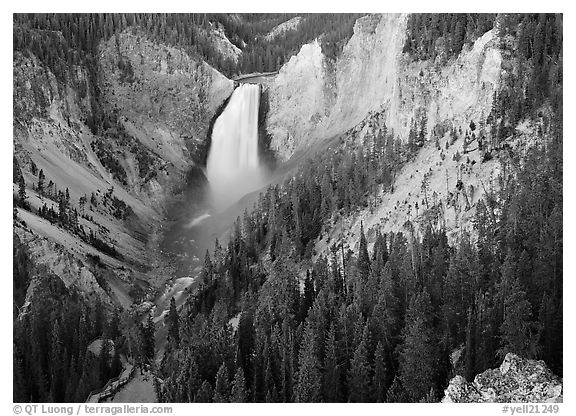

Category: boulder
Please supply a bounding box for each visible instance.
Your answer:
[442,353,562,403]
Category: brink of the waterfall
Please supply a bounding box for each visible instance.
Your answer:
[206,83,265,208]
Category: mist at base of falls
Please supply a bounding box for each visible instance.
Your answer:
[206,83,265,209]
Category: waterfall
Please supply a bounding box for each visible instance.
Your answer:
[206,83,264,207]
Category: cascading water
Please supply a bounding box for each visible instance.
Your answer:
[206,83,264,208]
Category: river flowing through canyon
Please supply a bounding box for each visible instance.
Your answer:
[154,83,269,325]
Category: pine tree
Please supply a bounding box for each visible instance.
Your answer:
[140,313,155,365]
[167,297,180,347]
[280,318,294,402]
[464,307,477,381]
[194,380,213,402]
[418,112,428,147]
[322,325,340,402]
[49,320,65,401]
[14,156,27,206]
[37,169,45,194]
[399,289,439,402]
[185,356,202,402]
[300,271,315,319]
[372,231,388,271]
[237,309,254,389]
[213,362,230,403]
[18,172,27,203]
[30,160,37,176]
[357,222,371,278]
[231,366,248,402]
[295,323,321,402]
[348,328,370,402]
[264,349,276,401]
[372,341,388,402]
[498,276,539,359]
[386,376,408,403]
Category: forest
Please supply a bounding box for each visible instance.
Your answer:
[13,13,563,403]
[153,13,563,403]
[403,14,497,61]
[155,114,562,402]
[13,237,125,402]
[13,13,363,80]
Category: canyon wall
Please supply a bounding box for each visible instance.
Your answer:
[266,13,501,160]
[13,29,233,308]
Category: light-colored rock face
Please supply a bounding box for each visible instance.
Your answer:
[17,224,116,309]
[266,40,330,160]
[326,14,407,138]
[442,353,563,403]
[99,30,234,172]
[266,13,501,161]
[13,29,234,311]
[265,17,302,41]
[201,23,242,63]
[390,27,501,142]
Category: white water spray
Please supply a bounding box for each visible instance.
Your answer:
[206,83,264,207]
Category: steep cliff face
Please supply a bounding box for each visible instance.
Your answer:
[389,25,501,143]
[266,13,501,159]
[98,30,233,198]
[442,353,563,403]
[13,28,233,310]
[325,13,407,138]
[266,40,331,160]
[266,12,507,251]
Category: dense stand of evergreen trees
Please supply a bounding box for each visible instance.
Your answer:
[490,14,563,143]
[157,133,561,402]
[13,233,160,402]
[13,13,362,81]
[157,100,562,402]
[237,14,364,73]
[403,14,496,61]
[155,15,562,401]
[13,240,124,402]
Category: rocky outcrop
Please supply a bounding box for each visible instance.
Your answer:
[266,13,501,161]
[99,30,234,174]
[265,17,302,41]
[200,23,242,63]
[442,354,563,403]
